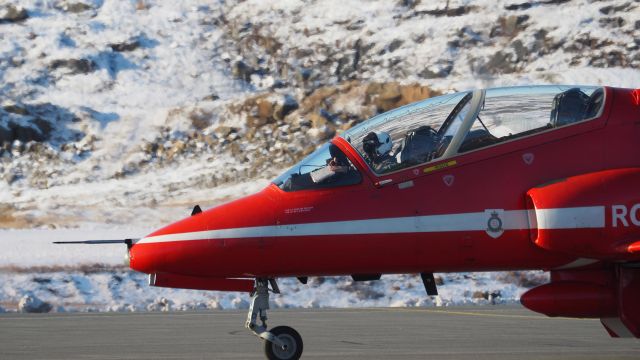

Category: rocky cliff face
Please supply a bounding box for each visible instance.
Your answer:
[0,0,638,228]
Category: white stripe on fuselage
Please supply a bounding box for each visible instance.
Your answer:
[136,206,605,244]
[535,206,605,229]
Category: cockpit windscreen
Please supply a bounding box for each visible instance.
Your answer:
[273,143,362,192]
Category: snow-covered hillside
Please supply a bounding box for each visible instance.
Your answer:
[0,0,638,312]
[1,0,639,228]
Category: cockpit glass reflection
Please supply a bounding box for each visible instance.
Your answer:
[272,143,362,192]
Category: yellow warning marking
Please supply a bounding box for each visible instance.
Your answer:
[415,309,591,321]
[423,160,457,173]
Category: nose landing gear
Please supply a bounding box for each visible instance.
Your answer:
[245,278,303,360]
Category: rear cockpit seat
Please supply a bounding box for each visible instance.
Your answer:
[550,87,595,127]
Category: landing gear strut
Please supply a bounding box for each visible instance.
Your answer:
[245,278,303,360]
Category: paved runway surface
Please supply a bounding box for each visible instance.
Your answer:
[1,306,639,359]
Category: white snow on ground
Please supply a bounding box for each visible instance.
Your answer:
[0,171,270,230]
[224,0,640,89]
[0,270,545,313]
[0,229,548,313]
[1,0,271,228]
[0,229,140,267]
[2,0,639,228]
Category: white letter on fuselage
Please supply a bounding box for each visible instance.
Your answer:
[612,205,629,227]
[631,204,640,226]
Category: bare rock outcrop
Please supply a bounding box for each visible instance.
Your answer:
[0,4,28,23]
[18,294,52,313]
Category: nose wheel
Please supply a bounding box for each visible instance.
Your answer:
[263,326,303,360]
[245,278,304,360]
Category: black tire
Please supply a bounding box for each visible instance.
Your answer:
[263,326,303,360]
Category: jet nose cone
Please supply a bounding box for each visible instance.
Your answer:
[129,187,277,277]
[129,212,210,274]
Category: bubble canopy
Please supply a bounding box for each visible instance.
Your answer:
[273,85,605,191]
[340,85,604,175]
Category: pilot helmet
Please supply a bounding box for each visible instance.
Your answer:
[363,131,392,157]
[329,144,349,165]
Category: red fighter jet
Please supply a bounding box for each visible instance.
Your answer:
[58,84,640,360]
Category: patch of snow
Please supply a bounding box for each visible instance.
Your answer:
[0,268,546,313]
[0,229,141,267]
[0,228,548,312]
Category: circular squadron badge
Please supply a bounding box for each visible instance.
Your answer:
[485,209,504,239]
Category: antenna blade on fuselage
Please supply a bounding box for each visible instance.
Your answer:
[191,205,202,216]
